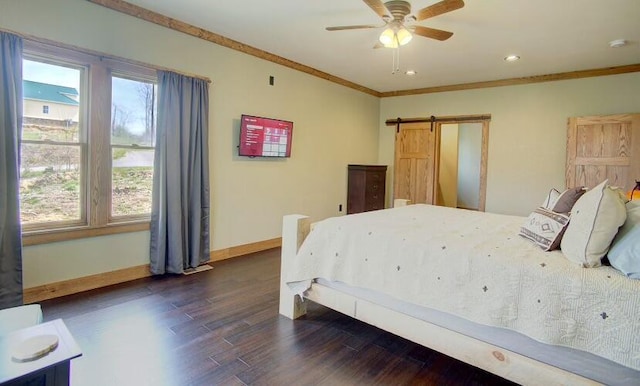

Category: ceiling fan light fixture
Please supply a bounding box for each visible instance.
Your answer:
[379,27,396,46]
[379,26,412,48]
[396,27,413,45]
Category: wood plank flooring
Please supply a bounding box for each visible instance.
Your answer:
[40,248,515,386]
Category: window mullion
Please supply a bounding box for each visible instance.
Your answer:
[87,64,112,227]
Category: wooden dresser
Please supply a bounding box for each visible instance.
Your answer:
[347,165,387,214]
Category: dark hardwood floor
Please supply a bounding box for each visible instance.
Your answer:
[41,248,515,386]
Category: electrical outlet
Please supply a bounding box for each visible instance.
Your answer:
[339,204,343,212]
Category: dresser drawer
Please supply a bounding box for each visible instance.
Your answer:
[365,182,382,195]
[365,201,383,211]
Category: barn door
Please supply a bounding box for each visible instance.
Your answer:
[566,114,640,192]
[394,122,438,204]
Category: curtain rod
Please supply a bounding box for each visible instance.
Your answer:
[1,27,212,84]
[385,114,491,126]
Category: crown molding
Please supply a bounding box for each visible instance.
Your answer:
[379,63,640,97]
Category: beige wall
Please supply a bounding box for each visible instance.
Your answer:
[1,0,380,287]
[379,73,640,216]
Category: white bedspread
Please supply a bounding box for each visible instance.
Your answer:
[286,204,640,370]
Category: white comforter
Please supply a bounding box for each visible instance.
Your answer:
[286,204,640,370]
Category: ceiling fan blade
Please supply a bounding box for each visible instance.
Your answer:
[326,24,380,31]
[415,0,464,21]
[363,0,390,19]
[412,26,454,41]
[373,42,385,49]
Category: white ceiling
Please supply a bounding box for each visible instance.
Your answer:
[124,0,640,93]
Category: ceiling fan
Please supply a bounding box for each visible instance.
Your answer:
[326,0,464,48]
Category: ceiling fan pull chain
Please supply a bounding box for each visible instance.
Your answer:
[393,49,398,74]
[391,48,395,73]
[395,35,400,74]
[391,47,397,74]
[391,35,400,74]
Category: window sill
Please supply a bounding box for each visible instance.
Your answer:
[22,221,150,246]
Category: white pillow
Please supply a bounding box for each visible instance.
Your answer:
[560,180,627,267]
[542,188,561,209]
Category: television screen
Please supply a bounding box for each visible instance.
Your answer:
[239,115,293,158]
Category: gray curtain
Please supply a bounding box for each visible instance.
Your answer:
[0,32,23,308]
[150,71,210,274]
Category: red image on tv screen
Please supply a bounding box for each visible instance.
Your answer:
[239,115,293,158]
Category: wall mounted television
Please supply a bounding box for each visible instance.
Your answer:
[238,114,293,158]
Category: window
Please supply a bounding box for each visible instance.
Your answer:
[21,60,84,227]
[111,75,156,218]
[20,41,157,241]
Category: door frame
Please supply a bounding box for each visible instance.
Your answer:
[434,118,489,212]
[389,115,490,211]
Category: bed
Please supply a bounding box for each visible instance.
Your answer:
[278,203,640,385]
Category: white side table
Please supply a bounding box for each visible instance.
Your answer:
[0,319,82,386]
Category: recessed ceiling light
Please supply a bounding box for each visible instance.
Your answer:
[609,39,627,48]
[405,70,417,76]
[504,55,520,62]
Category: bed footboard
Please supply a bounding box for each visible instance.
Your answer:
[279,214,310,319]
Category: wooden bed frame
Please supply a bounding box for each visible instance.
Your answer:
[278,210,602,386]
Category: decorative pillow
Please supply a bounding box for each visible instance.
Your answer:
[541,188,561,210]
[519,207,570,251]
[607,200,640,279]
[551,187,586,213]
[560,180,627,267]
